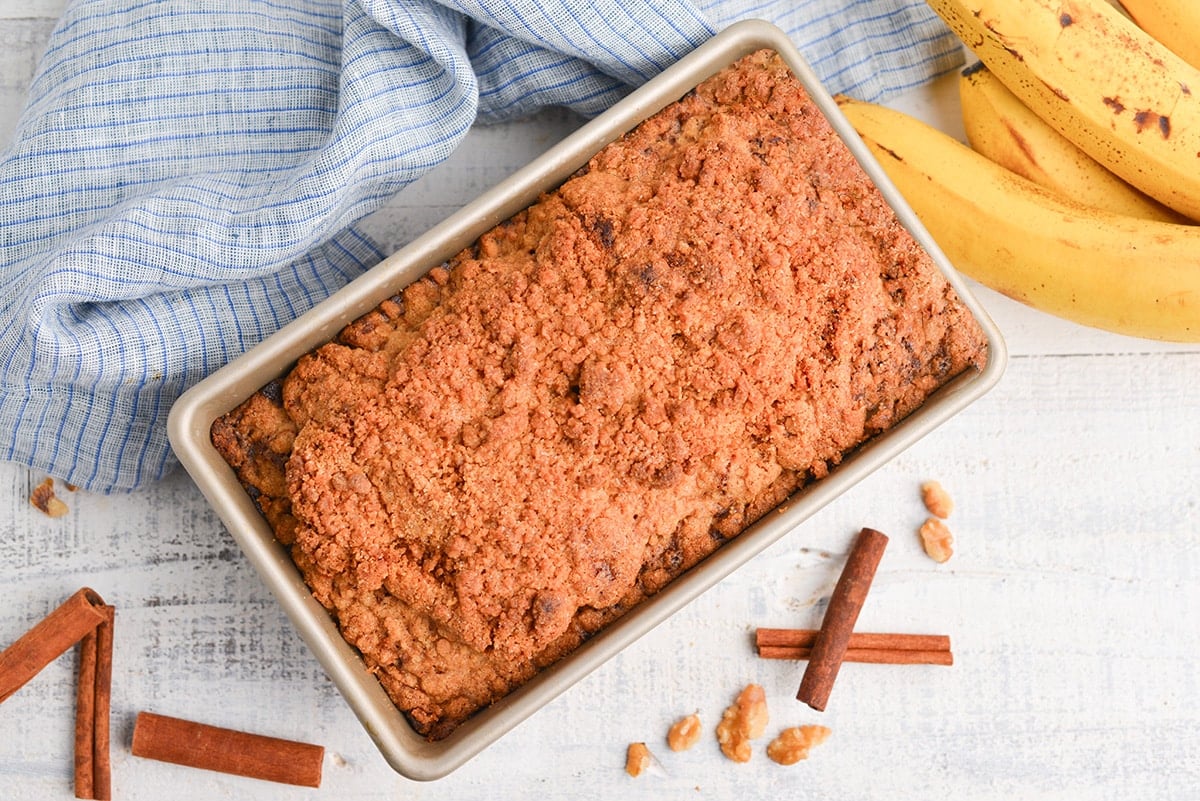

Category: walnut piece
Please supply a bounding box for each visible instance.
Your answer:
[715,683,768,763]
[667,713,702,752]
[919,517,954,563]
[766,725,831,765]
[30,478,69,518]
[920,480,954,519]
[625,742,652,777]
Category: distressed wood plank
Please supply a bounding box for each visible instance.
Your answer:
[0,0,65,19]
[0,350,1196,799]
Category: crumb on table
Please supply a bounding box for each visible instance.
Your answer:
[919,517,954,563]
[766,725,831,765]
[921,480,954,519]
[625,742,652,777]
[715,684,768,763]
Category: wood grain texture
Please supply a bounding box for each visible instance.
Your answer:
[1,7,1198,799]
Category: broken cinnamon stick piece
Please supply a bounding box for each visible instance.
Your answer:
[73,603,114,801]
[796,527,889,711]
[757,629,950,653]
[91,606,114,801]
[132,711,324,788]
[759,645,953,666]
[73,629,98,800]
[0,588,107,705]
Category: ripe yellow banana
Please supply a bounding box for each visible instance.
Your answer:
[836,96,1200,341]
[925,0,1200,220]
[1119,0,1200,69]
[958,62,1188,223]
[1099,0,1133,21]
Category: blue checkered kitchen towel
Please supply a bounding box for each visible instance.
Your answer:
[0,0,961,492]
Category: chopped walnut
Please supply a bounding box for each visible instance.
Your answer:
[667,713,703,752]
[625,742,652,777]
[919,517,954,563]
[766,725,831,765]
[920,480,954,519]
[30,478,69,518]
[715,683,768,763]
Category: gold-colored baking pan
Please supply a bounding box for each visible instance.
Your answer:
[168,19,1006,780]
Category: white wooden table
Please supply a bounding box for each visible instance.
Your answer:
[3,5,1198,799]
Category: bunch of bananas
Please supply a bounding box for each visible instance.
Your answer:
[837,0,1200,342]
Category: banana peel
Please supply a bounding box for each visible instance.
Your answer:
[925,0,1200,221]
[958,62,1188,223]
[837,95,1200,342]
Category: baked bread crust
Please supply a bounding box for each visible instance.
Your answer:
[211,49,987,739]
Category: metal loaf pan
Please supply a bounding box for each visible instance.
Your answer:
[168,19,1007,781]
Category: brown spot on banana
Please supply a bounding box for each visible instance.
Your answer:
[1002,44,1025,62]
[1059,13,1073,26]
[1133,110,1171,138]
[1039,79,1069,101]
[979,16,1025,62]
[873,144,904,162]
[1103,97,1125,114]
[962,61,987,79]
[1002,121,1039,166]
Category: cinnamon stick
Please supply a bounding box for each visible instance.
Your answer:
[73,629,98,800]
[757,628,950,653]
[759,645,953,666]
[796,527,888,711]
[132,711,324,788]
[91,606,114,801]
[0,588,107,704]
[72,603,114,801]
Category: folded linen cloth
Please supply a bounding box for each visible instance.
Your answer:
[0,0,961,492]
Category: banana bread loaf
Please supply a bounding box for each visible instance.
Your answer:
[211,49,988,739]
